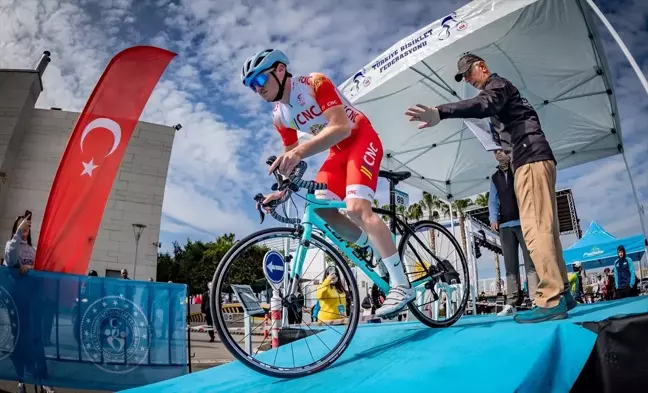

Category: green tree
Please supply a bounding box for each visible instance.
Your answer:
[380,204,392,224]
[475,192,489,207]
[156,233,269,295]
[407,202,423,222]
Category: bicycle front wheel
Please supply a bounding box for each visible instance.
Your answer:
[211,227,360,378]
[398,220,470,328]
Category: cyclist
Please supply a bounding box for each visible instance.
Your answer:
[241,49,415,318]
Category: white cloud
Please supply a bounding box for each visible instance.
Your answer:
[162,180,258,236]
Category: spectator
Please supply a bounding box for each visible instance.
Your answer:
[311,301,320,322]
[315,266,348,322]
[568,262,584,303]
[477,291,488,314]
[4,214,34,273]
[488,149,539,316]
[594,274,604,301]
[613,245,636,299]
[121,268,130,279]
[406,53,576,323]
[4,214,56,393]
[201,282,215,342]
[602,267,615,300]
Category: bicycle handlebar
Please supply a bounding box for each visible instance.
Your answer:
[253,156,328,224]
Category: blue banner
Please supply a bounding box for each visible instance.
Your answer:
[0,267,188,391]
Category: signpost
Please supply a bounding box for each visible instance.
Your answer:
[263,250,286,348]
[263,250,286,291]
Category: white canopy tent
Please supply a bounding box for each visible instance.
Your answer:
[330,0,647,312]
[336,0,647,253]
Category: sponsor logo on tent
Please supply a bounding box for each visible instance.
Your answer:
[583,246,605,258]
[439,12,468,40]
[346,68,371,98]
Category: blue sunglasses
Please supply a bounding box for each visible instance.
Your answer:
[248,73,270,91]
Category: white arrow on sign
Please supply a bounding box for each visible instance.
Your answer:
[267,262,285,273]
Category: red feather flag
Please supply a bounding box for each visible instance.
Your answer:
[35,46,176,274]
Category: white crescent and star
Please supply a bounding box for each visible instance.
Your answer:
[80,117,122,177]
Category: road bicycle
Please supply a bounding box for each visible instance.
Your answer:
[210,156,469,378]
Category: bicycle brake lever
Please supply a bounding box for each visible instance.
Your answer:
[253,193,266,224]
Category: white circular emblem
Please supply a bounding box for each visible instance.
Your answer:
[81,295,151,374]
[0,286,19,360]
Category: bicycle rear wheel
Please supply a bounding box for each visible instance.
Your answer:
[211,227,360,378]
[398,220,470,328]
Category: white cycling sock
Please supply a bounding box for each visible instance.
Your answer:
[382,253,410,288]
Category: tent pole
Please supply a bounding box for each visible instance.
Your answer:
[621,150,647,281]
[447,201,455,233]
[584,0,648,280]
[584,0,648,99]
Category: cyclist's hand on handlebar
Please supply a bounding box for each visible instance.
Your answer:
[258,190,286,212]
[268,150,302,176]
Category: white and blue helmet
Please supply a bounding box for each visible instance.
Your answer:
[241,49,289,86]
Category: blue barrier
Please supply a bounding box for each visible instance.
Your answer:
[0,267,188,391]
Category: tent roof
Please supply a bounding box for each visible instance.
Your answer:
[563,221,645,268]
[567,221,616,249]
[337,0,622,201]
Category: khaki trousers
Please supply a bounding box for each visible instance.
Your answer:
[514,160,569,308]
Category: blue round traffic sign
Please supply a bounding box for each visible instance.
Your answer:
[263,250,285,285]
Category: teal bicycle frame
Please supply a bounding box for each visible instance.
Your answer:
[288,191,431,296]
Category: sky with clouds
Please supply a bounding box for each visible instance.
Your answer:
[1,0,646,280]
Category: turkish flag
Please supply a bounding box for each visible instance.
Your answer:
[35,46,176,275]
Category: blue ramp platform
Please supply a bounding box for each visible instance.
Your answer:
[122,297,648,393]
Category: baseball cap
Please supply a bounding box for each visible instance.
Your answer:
[454,53,485,82]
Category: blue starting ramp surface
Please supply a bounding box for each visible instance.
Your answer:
[121,297,648,393]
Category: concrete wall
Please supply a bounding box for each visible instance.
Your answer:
[0,70,43,215]
[0,69,175,280]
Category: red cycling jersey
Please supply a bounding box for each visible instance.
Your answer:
[272,73,383,201]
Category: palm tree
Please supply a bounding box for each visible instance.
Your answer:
[474,192,501,293]
[380,204,391,224]
[451,198,473,256]
[420,191,442,254]
[407,203,423,222]
[396,205,407,222]
[475,192,489,208]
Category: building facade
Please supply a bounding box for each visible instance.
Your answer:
[0,62,175,280]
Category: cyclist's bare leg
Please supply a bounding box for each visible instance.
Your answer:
[316,206,390,277]
[345,198,414,318]
[316,201,400,275]
[344,198,397,260]
[315,208,362,242]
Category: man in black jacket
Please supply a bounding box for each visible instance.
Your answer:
[406,54,575,323]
